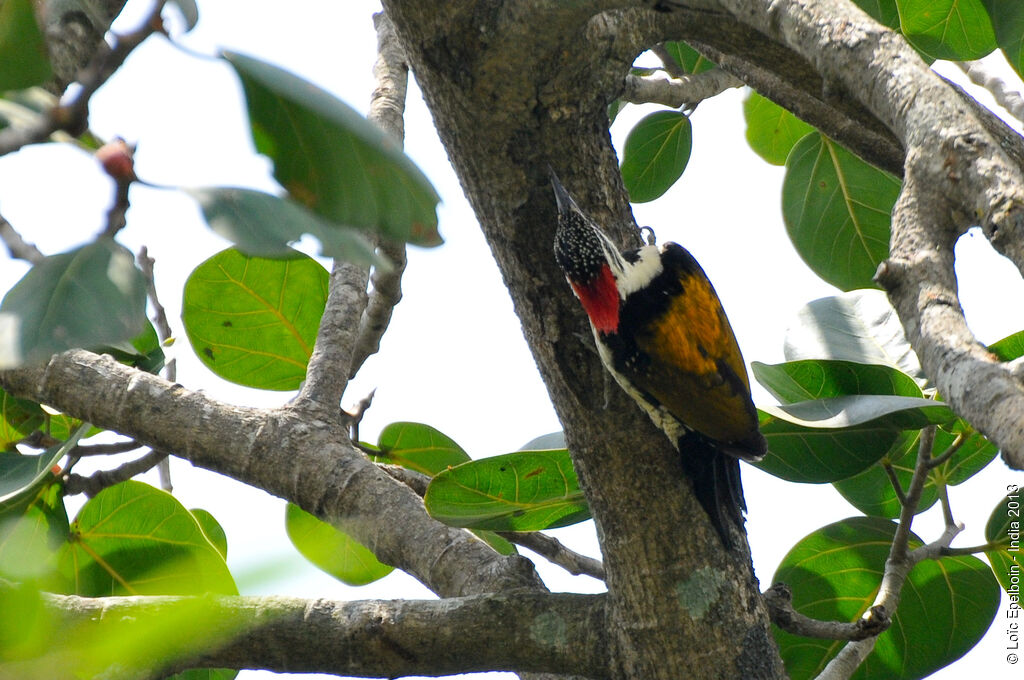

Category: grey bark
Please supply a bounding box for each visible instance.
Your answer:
[3,0,1024,677]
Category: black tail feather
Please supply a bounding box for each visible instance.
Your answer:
[678,432,746,549]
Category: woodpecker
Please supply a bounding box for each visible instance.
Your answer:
[550,172,766,547]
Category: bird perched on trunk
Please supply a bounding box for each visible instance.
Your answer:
[550,171,766,548]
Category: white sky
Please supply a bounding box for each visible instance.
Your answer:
[1,1,1023,678]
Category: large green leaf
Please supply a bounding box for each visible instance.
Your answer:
[661,41,715,74]
[223,51,441,247]
[832,428,996,518]
[425,449,590,531]
[0,0,52,91]
[373,421,471,476]
[181,248,327,391]
[57,480,236,596]
[760,395,954,431]
[284,503,393,586]
[982,1,1024,79]
[757,413,901,483]
[898,0,997,61]
[185,187,388,267]
[773,517,1000,680]
[783,290,925,381]
[620,111,692,203]
[0,239,148,369]
[743,92,814,166]
[752,359,922,404]
[782,133,901,291]
[984,490,1022,595]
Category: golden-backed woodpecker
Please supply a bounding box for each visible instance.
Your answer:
[550,172,766,547]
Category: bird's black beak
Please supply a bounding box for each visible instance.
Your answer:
[549,170,576,216]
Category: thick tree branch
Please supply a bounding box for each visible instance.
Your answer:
[763,584,889,641]
[621,68,742,108]
[16,586,606,679]
[688,0,1024,468]
[42,0,130,94]
[0,351,543,599]
[956,60,1024,126]
[381,3,784,678]
[293,261,369,410]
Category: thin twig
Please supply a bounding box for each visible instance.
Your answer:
[940,541,1003,556]
[881,462,908,506]
[69,439,143,456]
[348,12,410,379]
[926,432,965,469]
[0,212,44,263]
[63,449,169,497]
[818,427,940,680]
[341,389,376,443]
[137,246,175,491]
[936,480,955,527]
[764,583,889,641]
[499,531,606,580]
[380,463,430,496]
[621,68,743,109]
[650,44,686,78]
[0,2,168,158]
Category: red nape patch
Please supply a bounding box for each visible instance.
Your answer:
[571,264,619,334]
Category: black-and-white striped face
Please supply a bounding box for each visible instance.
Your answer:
[551,173,627,286]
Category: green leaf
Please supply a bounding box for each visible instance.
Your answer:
[898,0,997,61]
[782,133,901,291]
[661,42,715,74]
[620,111,693,203]
[0,388,44,449]
[185,187,389,268]
[987,329,1024,361]
[0,0,52,91]
[99,321,166,375]
[0,239,148,369]
[830,430,928,517]
[852,0,901,28]
[190,508,228,560]
[284,503,393,586]
[982,0,1024,79]
[181,248,327,391]
[832,427,996,517]
[57,480,236,596]
[0,424,86,507]
[773,517,1000,680]
[0,479,69,584]
[425,449,590,531]
[374,421,471,476]
[783,289,925,381]
[742,92,814,166]
[752,359,922,404]
[984,490,1023,595]
[760,395,954,430]
[757,413,901,483]
[223,51,441,247]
